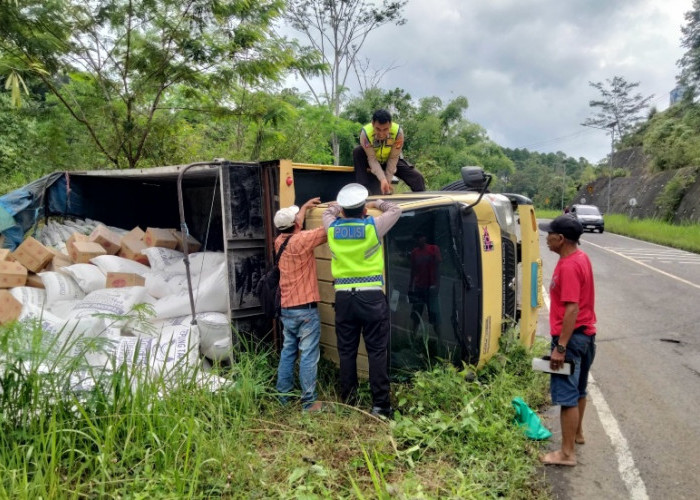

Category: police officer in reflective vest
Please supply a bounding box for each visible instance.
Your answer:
[322,183,401,418]
[353,109,426,196]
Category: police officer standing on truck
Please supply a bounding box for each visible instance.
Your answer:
[322,183,401,418]
[353,109,425,195]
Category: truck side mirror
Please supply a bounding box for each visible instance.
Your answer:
[460,166,487,190]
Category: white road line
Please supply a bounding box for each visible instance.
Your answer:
[541,285,649,500]
[584,240,700,291]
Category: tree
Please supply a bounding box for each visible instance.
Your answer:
[582,76,654,140]
[1,0,300,169]
[284,0,407,164]
[679,0,700,97]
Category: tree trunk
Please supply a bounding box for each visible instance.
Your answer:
[331,132,340,166]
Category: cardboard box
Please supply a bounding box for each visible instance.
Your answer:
[69,241,107,264]
[0,249,11,261]
[66,232,90,258]
[46,248,72,271]
[106,272,145,288]
[0,261,28,288]
[11,236,53,273]
[118,227,149,265]
[0,290,22,324]
[89,224,122,255]
[171,230,202,253]
[26,272,45,289]
[144,227,178,249]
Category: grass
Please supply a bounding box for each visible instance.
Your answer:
[536,209,700,254]
[604,214,700,253]
[0,317,553,499]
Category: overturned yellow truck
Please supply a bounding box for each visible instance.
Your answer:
[0,159,541,374]
[279,161,542,375]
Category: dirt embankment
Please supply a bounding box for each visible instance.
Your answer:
[572,147,700,223]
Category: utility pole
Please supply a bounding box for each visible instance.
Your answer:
[606,123,615,213]
[561,162,566,211]
[582,121,617,212]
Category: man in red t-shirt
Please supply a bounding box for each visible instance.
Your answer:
[539,214,597,467]
[409,232,442,340]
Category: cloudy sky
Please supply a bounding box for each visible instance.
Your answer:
[287,0,693,163]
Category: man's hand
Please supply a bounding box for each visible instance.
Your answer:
[549,348,566,371]
[380,179,393,195]
[303,197,322,209]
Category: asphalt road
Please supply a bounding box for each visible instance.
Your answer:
[536,227,700,500]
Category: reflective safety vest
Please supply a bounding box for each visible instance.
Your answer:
[327,216,384,289]
[363,122,401,163]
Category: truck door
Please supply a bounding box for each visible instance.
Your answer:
[384,204,481,374]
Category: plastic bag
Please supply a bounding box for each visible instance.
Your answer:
[512,397,552,440]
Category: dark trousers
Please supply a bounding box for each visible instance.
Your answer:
[352,145,426,195]
[334,289,391,409]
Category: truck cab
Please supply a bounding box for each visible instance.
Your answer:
[287,163,542,374]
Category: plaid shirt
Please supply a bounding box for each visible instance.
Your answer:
[275,226,327,308]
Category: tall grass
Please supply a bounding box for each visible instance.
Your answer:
[0,319,551,498]
[604,214,700,253]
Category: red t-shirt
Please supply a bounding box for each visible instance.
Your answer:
[549,249,597,336]
[410,244,442,289]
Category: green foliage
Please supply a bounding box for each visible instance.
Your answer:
[502,148,594,208]
[0,315,551,498]
[654,168,698,221]
[1,0,304,169]
[642,103,700,171]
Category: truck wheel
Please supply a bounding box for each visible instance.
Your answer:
[599,228,604,233]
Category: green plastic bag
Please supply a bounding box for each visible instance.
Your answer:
[511,397,552,440]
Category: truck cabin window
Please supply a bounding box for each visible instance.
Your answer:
[385,206,466,373]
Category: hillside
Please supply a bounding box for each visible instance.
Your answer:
[572,147,700,223]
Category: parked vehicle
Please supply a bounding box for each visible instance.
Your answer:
[570,204,605,233]
[1,159,542,375]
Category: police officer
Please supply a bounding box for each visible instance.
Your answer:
[322,183,401,418]
[353,109,426,195]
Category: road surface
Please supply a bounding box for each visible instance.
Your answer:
[537,228,700,500]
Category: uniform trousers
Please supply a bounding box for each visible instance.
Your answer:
[334,289,391,409]
[352,145,426,195]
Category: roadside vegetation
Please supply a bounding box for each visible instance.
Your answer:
[0,319,551,499]
[536,209,700,254]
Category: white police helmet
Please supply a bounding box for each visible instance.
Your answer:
[337,183,369,209]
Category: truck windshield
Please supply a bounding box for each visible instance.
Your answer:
[385,205,467,374]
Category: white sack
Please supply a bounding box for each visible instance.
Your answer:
[60,264,106,293]
[197,312,234,362]
[142,247,184,271]
[47,299,81,320]
[115,322,200,379]
[39,271,86,304]
[143,271,188,299]
[65,286,155,322]
[152,262,228,319]
[10,286,46,307]
[162,251,226,275]
[90,255,151,275]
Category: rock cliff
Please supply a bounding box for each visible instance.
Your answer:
[571,147,700,223]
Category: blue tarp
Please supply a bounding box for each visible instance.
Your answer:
[0,173,64,250]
